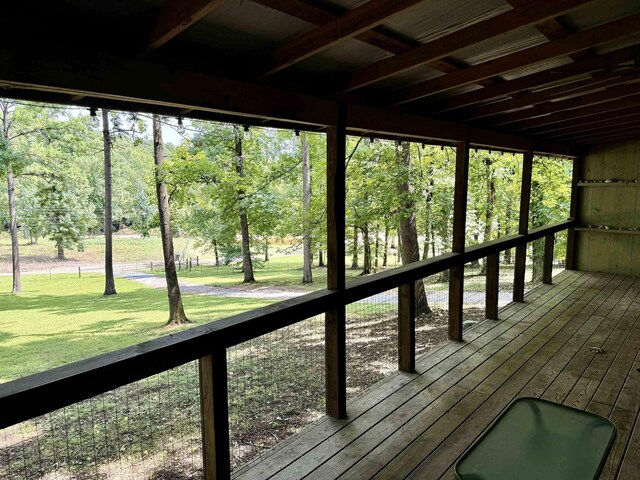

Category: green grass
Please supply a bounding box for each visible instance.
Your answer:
[0,274,274,383]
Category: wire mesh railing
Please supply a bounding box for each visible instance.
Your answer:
[416,274,449,357]
[227,317,325,471]
[463,261,486,330]
[345,289,398,400]
[0,362,203,480]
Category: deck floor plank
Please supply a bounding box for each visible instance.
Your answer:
[233,271,640,480]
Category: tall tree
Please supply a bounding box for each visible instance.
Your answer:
[0,101,21,293]
[102,109,116,295]
[153,114,189,325]
[396,141,430,315]
[301,131,313,283]
[234,125,255,283]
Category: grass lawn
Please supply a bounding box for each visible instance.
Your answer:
[0,273,274,383]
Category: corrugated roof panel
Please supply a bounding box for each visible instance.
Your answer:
[501,56,576,81]
[595,34,640,55]
[362,66,445,94]
[381,0,511,44]
[179,0,312,54]
[451,26,549,66]
[563,0,640,30]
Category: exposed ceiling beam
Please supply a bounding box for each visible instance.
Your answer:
[558,121,640,142]
[576,131,640,145]
[141,0,225,56]
[523,106,640,135]
[460,71,638,120]
[485,81,640,126]
[250,0,496,87]
[428,45,640,113]
[0,40,573,156]
[390,12,640,106]
[509,96,640,131]
[252,0,424,78]
[338,0,594,93]
[546,114,640,138]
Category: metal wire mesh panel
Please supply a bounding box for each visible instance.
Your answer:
[227,317,325,471]
[0,362,203,479]
[416,274,449,357]
[553,231,568,278]
[525,239,545,295]
[345,289,398,400]
[463,261,486,331]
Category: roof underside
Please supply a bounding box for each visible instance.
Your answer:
[2,0,640,151]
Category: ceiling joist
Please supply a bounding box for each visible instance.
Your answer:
[141,0,225,56]
[253,0,424,78]
[338,0,594,93]
[390,12,640,106]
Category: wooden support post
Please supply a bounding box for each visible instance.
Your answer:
[325,104,347,418]
[398,282,415,373]
[486,253,499,320]
[448,132,469,342]
[199,349,230,480]
[566,156,580,270]
[514,148,533,303]
[543,234,554,284]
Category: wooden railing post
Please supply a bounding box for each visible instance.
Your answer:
[199,349,230,480]
[566,156,580,270]
[543,234,554,284]
[485,253,499,320]
[449,131,469,341]
[398,282,415,373]
[514,148,533,302]
[325,104,347,418]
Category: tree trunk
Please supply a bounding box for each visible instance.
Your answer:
[396,141,430,315]
[153,114,190,325]
[318,249,324,267]
[56,240,65,261]
[479,156,496,274]
[301,132,313,283]
[7,167,21,293]
[361,224,371,275]
[102,109,116,295]
[213,239,220,266]
[234,126,255,283]
[382,225,389,267]
[351,225,359,268]
[374,225,380,272]
[264,237,269,262]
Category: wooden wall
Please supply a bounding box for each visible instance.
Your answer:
[576,139,640,274]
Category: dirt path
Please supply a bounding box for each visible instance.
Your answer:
[120,272,308,300]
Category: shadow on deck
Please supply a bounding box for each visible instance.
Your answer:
[234,270,640,480]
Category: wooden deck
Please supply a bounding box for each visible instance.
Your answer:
[235,270,640,480]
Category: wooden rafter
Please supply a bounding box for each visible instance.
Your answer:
[338,0,594,93]
[546,114,640,139]
[559,121,640,142]
[509,96,640,132]
[141,0,225,56]
[487,81,640,126]
[523,106,640,135]
[249,0,495,87]
[576,131,640,144]
[252,0,424,78]
[429,45,640,113]
[461,71,639,120]
[390,12,640,106]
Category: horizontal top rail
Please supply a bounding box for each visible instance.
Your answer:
[0,219,575,429]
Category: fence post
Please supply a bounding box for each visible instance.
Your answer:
[199,349,231,480]
[189,259,193,272]
[543,234,554,284]
[178,259,182,271]
[398,282,416,373]
[514,148,533,302]
[150,261,153,272]
[197,256,199,266]
[78,266,81,278]
[486,254,499,320]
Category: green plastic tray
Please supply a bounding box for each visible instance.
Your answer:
[455,397,616,480]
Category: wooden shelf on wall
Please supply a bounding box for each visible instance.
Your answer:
[575,227,640,235]
[578,181,640,187]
